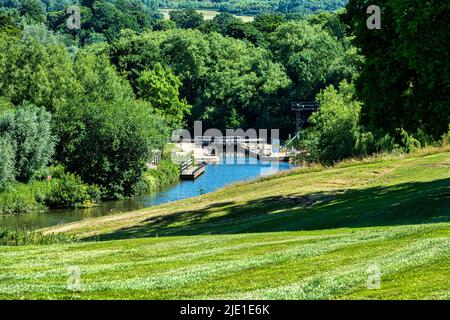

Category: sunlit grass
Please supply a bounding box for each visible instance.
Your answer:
[0,148,449,299]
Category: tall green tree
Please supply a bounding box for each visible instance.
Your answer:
[0,102,55,182]
[297,81,362,164]
[54,100,169,199]
[137,63,191,129]
[270,20,354,101]
[0,36,79,113]
[19,0,46,23]
[169,8,204,29]
[344,0,450,139]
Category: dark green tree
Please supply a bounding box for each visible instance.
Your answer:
[169,8,204,29]
[344,0,450,139]
[19,0,46,23]
[253,13,285,33]
[54,100,169,199]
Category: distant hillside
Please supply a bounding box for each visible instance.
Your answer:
[158,0,349,15]
[0,0,348,16]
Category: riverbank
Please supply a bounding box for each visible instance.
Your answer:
[1,146,448,299]
[44,145,450,238]
[0,155,292,229]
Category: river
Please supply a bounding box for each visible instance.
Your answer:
[0,155,292,230]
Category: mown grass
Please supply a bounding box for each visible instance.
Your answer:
[0,224,448,299]
[0,147,449,299]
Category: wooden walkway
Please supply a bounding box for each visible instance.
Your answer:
[180,162,205,180]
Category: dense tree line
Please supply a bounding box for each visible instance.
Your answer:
[157,0,348,15]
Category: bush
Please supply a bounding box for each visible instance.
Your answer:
[0,135,15,191]
[444,125,450,145]
[399,128,421,153]
[0,227,77,246]
[144,160,180,193]
[55,100,169,199]
[296,81,361,164]
[0,169,101,214]
[0,181,50,215]
[33,165,66,181]
[45,172,100,209]
[0,102,55,182]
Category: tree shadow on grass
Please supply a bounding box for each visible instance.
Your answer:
[86,178,450,241]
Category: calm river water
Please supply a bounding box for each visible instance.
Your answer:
[0,155,292,229]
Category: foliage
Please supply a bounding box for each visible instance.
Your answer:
[252,13,286,33]
[0,226,77,246]
[19,0,46,23]
[54,100,169,199]
[295,81,361,163]
[0,180,50,215]
[143,159,180,193]
[158,0,348,15]
[0,102,55,182]
[293,80,440,164]
[110,28,291,130]
[0,18,170,199]
[20,22,73,46]
[137,62,191,129]
[0,36,79,113]
[0,135,15,190]
[0,12,21,37]
[45,172,100,208]
[278,0,349,14]
[205,12,262,44]
[269,20,357,102]
[344,0,450,139]
[72,50,134,105]
[0,97,13,115]
[0,165,102,214]
[169,8,204,29]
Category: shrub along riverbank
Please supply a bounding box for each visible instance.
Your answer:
[0,167,100,215]
[144,159,180,193]
[0,158,180,216]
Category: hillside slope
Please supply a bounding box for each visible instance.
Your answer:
[46,148,450,240]
[0,148,449,300]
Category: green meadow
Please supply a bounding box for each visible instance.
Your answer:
[160,9,254,22]
[0,148,449,300]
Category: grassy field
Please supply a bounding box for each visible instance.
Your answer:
[0,148,449,299]
[160,9,255,22]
